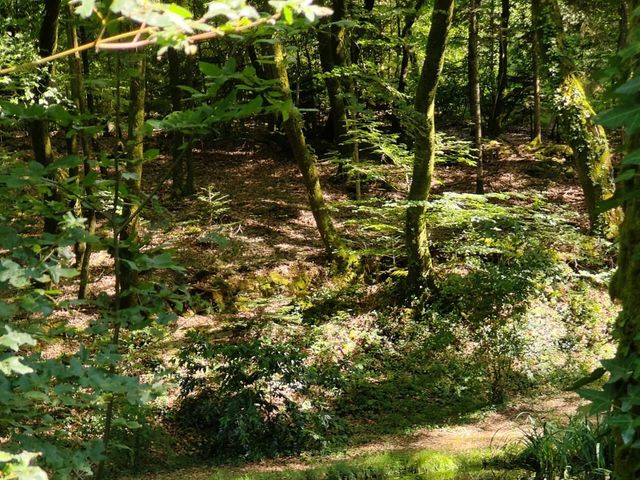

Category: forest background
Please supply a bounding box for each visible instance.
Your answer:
[1,0,640,479]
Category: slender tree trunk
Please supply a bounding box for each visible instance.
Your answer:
[531,0,543,145]
[488,0,509,136]
[31,0,62,234]
[317,0,353,161]
[168,47,186,197]
[533,0,618,236]
[67,5,97,299]
[398,0,426,93]
[619,0,631,52]
[119,56,146,305]
[406,0,455,291]
[468,0,484,194]
[272,39,354,269]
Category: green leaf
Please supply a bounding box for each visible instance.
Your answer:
[0,259,30,288]
[74,0,96,18]
[615,169,637,182]
[168,3,193,18]
[597,103,640,134]
[578,388,611,413]
[47,265,79,284]
[0,356,34,375]
[616,76,640,95]
[199,62,222,77]
[144,148,160,160]
[0,302,17,319]
[622,149,640,166]
[0,326,36,351]
[283,5,294,24]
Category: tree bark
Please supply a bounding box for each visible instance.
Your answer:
[608,4,640,476]
[398,0,426,93]
[619,0,631,52]
[67,5,97,300]
[531,0,543,145]
[119,56,146,305]
[533,0,618,237]
[488,0,509,136]
[406,0,455,291]
[273,39,354,269]
[468,0,484,194]
[317,0,354,161]
[31,0,62,234]
[609,161,640,480]
[167,47,189,197]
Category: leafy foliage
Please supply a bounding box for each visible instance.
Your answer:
[176,333,343,459]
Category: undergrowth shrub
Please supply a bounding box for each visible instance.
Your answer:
[416,193,615,403]
[175,332,344,459]
[515,416,613,479]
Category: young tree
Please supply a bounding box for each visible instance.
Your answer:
[531,0,543,144]
[398,0,427,93]
[272,39,354,270]
[405,0,455,291]
[488,0,510,136]
[468,0,484,194]
[30,0,62,234]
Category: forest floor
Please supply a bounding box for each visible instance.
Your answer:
[110,127,612,478]
[13,125,613,478]
[122,392,582,480]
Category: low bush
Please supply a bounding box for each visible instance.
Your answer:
[175,332,344,459]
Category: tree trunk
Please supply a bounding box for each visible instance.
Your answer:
[468,0,484,194]
[488,0,509,136]
[531,0,543,145]
[66,4,97,299]
[533,0,618,237]
[398,0,426,93]
[272,39,354,270]
[608,5,640,476]
[317,0,353,160]
[168,47,187,197]
[609,165,640,480]
[31,0,62,234]
[406,0,455,291]
[119,56,146,305]
[619,0,631,52]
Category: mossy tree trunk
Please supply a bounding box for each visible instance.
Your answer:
[608,4,640,476]
[273,39,354,270]
[468,0,484,194]
[488,0,510,136]
[609,137,640,479]
[31,0,62,234]
[533,0,617,237]
[406,0,455,291]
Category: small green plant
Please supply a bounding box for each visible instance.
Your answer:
[196,185,231,225]
[515,416,613,479]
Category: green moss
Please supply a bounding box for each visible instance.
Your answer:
[408,451,459,476]
[201,449,522,480]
